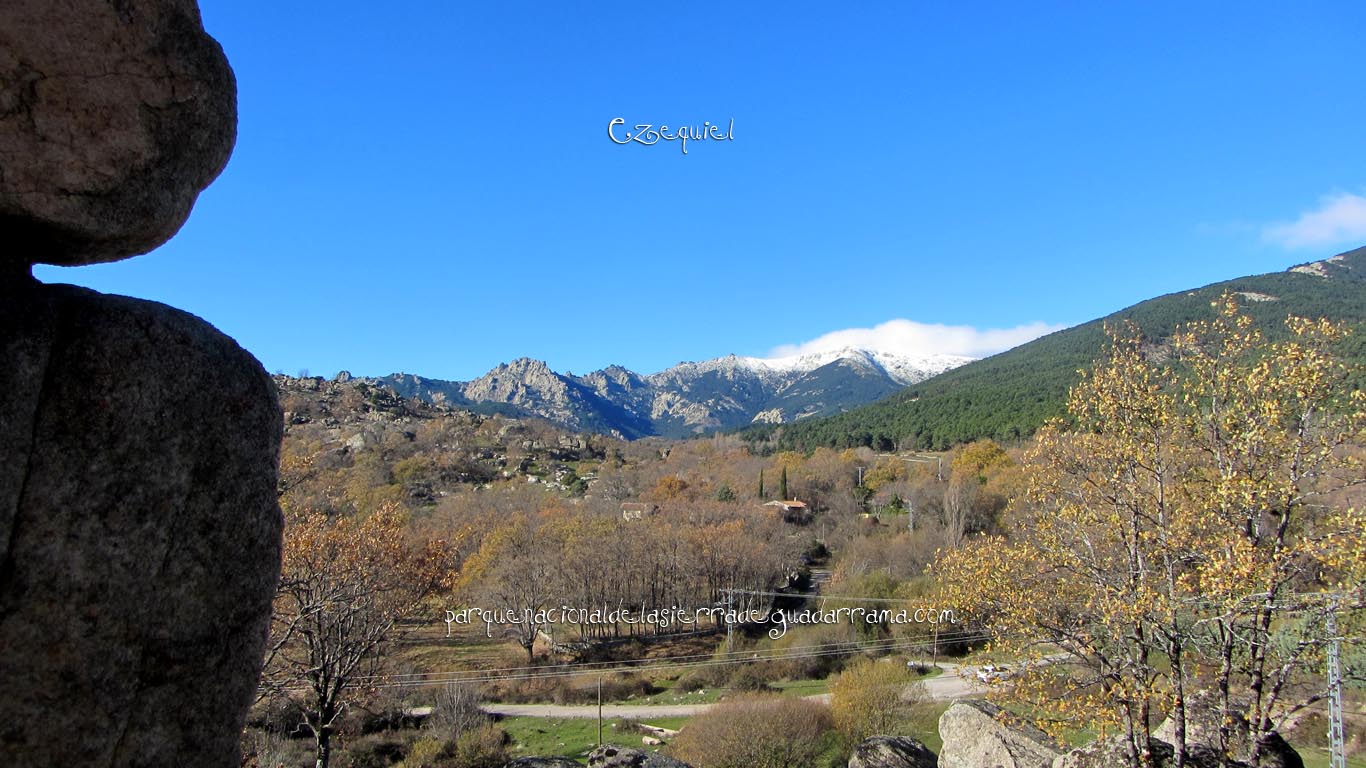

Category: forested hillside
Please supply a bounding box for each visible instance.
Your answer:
[747,246,1366,451]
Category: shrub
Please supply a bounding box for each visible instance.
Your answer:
[447,725,508,768]
[394,736,446,768]
[247,694,310,737]
[726,664,774,692]
[481,671,657,705]
[829,659,928,745]
[242,729,312,768]
[340,734,406,768]
[426,682,487,741]
[764,623,859,681]
[669,695,836,768]
[674,664,728,692]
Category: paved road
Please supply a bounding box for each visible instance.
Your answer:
[480,662,986,720]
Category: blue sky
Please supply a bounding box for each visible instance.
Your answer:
[35,2,1366,380]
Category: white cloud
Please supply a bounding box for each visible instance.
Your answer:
[767,318,1067,360]
[1263,192,1366,249]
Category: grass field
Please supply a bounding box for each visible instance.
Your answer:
[499,715,690,763]
[1301,751,1366,768]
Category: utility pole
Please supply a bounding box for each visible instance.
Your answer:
[597,674,604,746]
[931,624,940,669]
[1327,603,1346,768]
[723,589,735,652]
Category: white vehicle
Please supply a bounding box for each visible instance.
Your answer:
[976,664,1010,683]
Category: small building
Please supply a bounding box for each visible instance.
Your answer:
[764,499,811,524]
[620,502,659,522]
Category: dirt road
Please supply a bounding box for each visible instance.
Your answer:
[481,663,986,720]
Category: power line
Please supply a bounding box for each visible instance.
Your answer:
[370,634,989,692]
[355,631,975,683]
[728,588,959,606]
[274,631,989,694]
[365,632,984,687]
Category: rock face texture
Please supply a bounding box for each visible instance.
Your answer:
[1054,738,1303,768]
[0,2,280,767]
[503,759,583,768]
[1053,738,1214,768]
[0,284,283,766]
[847,735,938,768]
[938,700,1064,768]
[0,0,236,266]
[1151,694,1304,768]
[586,745,694,768]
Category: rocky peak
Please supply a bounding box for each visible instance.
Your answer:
[1288,244,1364,279]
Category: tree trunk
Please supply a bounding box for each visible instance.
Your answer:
[1217,621,1236,760]
[1170,642,1187,768]
[314,725,333,768]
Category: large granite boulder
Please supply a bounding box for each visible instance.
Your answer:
[938,700,1064,768]
[0,0,236,266]
[586,744,694,768]
[848,735,938,768]
[0,281,283,765]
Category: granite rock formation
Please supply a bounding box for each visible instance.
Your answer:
[586,744,694,768]
[847,735,939,768]
[938,700,1064,768]
[0,1,280,766]
[0,0,236,265]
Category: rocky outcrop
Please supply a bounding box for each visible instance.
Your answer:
[0,284,283,766]
[0,2,281,767]
[1152,693,1303,768]
[1053,710,1301,768]
[938,700,1064,768]
[1053,737,1265,768]
[0,0,237,265]
[848,735,938,768]
[503,758,583,768]
[586,744,694,768]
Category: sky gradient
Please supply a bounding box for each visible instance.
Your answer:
[35,2,1366,380]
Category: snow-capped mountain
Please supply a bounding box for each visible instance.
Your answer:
[741,346,971,385]
[362,347,974,439]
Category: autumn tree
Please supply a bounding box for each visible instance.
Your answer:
[458,512,557,662]
[949,439,1012,483]
[936,296,1366,768]
[1172,299,1366,765]
[261,502,447,768]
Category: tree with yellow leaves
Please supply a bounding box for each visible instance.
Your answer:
[260,502,449,768]
[936,295,1365,768]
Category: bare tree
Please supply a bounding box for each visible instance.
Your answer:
[260,502,445,768]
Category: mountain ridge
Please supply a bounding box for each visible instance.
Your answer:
[345,347,974,440]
